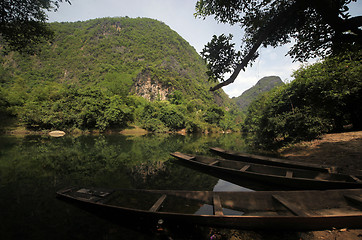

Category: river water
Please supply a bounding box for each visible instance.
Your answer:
[0,133,256,239]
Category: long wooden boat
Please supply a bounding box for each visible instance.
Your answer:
[57,186,362,230]
[170,152,362,190]
[210,147,333,172]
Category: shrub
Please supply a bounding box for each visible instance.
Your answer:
[203,105,224,125]
[142,118,168,132]
[18,87,134,131]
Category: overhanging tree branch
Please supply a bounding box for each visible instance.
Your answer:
[207,0,361,92]
[0,0,71,54]
[210,2,302,91]
[209,31,266,91]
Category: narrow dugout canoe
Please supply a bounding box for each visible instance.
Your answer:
[170,152,362,190]
[210,147,332,172]
[57,187,362,230]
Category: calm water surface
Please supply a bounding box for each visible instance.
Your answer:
[0,133,255,240]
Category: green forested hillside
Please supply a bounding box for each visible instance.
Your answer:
[0,17,239,133]
[233,76,284,111]
[3,17,226,101]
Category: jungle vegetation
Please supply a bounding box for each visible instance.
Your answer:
[242,50,362,149]
[0,17,242,133]
[0,3,360,151]
[196,0,361,149]
[0,0,71,53]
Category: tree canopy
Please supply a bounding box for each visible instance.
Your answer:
[0,0,71,53]
[196,0,362,91]
[242,50,362,149]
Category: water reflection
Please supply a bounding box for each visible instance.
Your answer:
[195,204,245,216]
[0,133,253,240]
[213,179,253,192]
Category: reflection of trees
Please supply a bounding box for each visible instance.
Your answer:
[130,161,166,182]
[130,161,218,191]
[0,133,252,188]
[0,133,251,184]
[0,133,251,239]
[178,133,249,156]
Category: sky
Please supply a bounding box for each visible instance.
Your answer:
[47,0,362,98]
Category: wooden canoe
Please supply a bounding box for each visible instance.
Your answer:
[56,186,362,230]
[210,147,333,172]
[170,152,362,190]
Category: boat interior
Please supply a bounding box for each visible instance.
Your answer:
[193,155,361,183]
[60,188,362,217]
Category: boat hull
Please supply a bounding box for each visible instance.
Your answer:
[171,152,362,190]
[57,187,362,230]
[210,147,330,172]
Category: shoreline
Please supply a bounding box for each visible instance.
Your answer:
[1,125,235,137]
[279,131,362,240]
[280,131,362,174]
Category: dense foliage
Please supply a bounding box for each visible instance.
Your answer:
[0,0,71,53]
[196,0,361,91]
[138,99,241,133]
[17,86,134,131]
[0,17,241,133]
[200,34,241,81]
[242,51,362,149]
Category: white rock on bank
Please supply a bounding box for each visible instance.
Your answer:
[49,130,66,137]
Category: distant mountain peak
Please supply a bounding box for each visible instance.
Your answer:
[233,76,284,110]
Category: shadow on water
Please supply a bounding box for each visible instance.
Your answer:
[0,133,300,239]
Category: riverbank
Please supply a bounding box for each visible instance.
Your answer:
[281,131,362,240]
[280,131,362,174]
[216,131,362,240]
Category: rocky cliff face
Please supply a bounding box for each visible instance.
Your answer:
[132,69,174,101]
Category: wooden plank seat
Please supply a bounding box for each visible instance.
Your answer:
[209,160,219,166]
[350,175,362,183]
[240,165,250,172]
[286,171,293,178]
[213,194,224,216]
[272,194,310,216]
[149,194,167,212]
[344,194,362,208]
